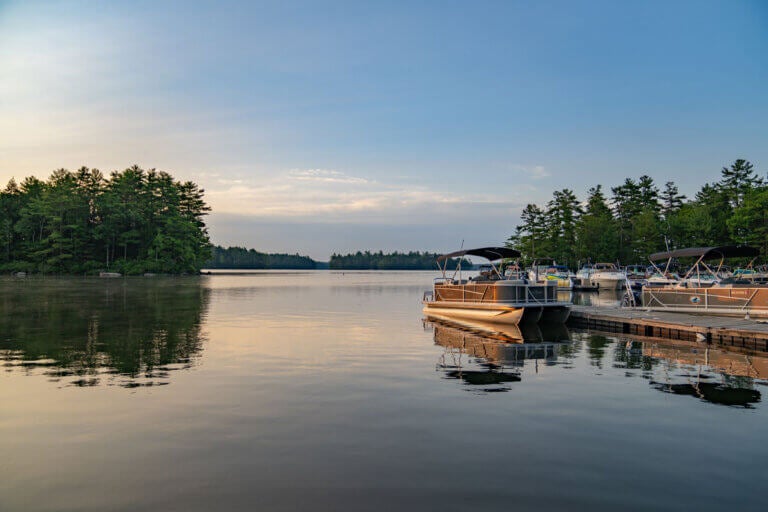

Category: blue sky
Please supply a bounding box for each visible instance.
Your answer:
[1,0,766,259]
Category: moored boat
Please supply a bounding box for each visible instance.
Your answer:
[579,262,627,290]
[572,265,599,291]
[645,271,680,288]
[641,246,768,318]
[528,258,574,290]
[422,247,571,325]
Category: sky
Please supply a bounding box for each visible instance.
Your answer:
[1,0,766,260]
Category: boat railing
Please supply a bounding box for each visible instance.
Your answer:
[642,286,760,311]
[431,281,560,305]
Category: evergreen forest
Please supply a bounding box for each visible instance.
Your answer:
[330,251,469,270]
[0,166,212,274]
[207,246,317,269]
[506,159,768,267]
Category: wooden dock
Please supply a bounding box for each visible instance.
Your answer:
[567,305,768,352]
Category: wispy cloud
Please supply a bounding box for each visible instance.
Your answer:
[288,169,370,184]
[205,169,525,223]
[510,164,550,180]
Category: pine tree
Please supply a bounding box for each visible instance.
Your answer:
[660,181,686,217]
[718,159,762,208]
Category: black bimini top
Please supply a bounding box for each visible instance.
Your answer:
[437,247,521,263]
[649,245,760,261]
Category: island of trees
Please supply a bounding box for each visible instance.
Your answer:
[506,159,767,266]
[0,166,212,274]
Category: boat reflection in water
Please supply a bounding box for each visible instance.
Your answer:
[0,277,209,388]
[569,289,624,308]
[645,342,763,407]
[610,336,765,408]
[424,316,572,393]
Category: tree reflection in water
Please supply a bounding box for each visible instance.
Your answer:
[0,277,209,388]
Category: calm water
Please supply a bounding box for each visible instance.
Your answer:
[1,272,767,511]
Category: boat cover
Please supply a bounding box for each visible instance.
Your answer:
[437,247,521,262]
[649,246,760,261]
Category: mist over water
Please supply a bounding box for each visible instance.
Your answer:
[1,272,766,511]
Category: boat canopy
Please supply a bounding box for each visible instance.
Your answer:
[649,246,760,261]
[437,247,521,263]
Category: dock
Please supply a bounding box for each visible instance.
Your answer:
[567,305,768,352]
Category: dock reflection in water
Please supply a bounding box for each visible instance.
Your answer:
[0,277,209,388]
[425,317,574,392]
[600,335,765,408]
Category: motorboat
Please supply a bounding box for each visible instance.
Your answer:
[422,247,571,325]
[572,265,598,291]
[645,252,681,288]
[528,258,574,290]
[641,246,768,318]
[680,268,719,288]
[645,271,681,288]
[732,266,768,284]
[577,263,627,290]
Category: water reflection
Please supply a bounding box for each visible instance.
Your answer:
[590,333,765,408]
[638,340,764,407]
[0,277,209,387]
[425,318,574,393]
[649,379,760,407]
[569,289,623,307]
[426,315,765,405]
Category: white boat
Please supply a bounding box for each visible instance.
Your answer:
[645,271,680,288]
[572,265,599,291]
[422,247,571,325]
[680,271,719,288]
[577,262,627,290]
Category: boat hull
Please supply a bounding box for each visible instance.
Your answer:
[591,276,626,290]
[641,286,768,318]
[422,302,525,325]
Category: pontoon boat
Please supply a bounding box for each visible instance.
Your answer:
[422,247,571,325]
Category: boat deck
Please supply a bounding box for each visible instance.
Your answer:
[567,304,768,351]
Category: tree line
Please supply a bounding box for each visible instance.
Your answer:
[329,251,468,270]
[206,246,317,269]
[0,166,212,274]
[507,159,767,267]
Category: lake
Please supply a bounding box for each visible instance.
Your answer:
[1,271,767,511]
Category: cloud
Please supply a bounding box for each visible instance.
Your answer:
[204,169,525,223]
[510,164,551,180]
[288,169,370,184]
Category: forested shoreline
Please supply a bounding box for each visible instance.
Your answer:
[506,159,767,267]
[206,246,317,269]
[0,166,212,274]
[4,159,763,275]
[329,251,469,270]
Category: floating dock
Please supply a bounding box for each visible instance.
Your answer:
[567,305,768,351]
